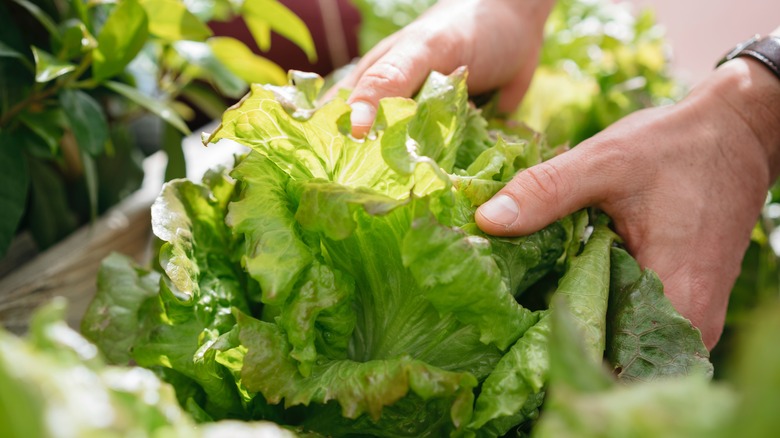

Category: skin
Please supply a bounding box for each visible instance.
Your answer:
[333,0,780,349]
[327,0,555,137]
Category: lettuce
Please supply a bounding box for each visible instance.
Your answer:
[0,299,294,438]
[83,68,709,436]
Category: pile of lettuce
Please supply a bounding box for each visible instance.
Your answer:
[81,69,710,437]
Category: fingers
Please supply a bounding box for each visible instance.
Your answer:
[476,145,598,236]
[322,27,442,138]
[321,33,400,103]
[496,68,535,114]
[345,40,439,137]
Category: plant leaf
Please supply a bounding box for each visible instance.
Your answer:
[208,37,287,85]
[237,311,478,428]
[173,40,247,99]
[105,80,190,134]
[241,0,317,62]
[162,122,186,180]
[81,253,161,364]
[402,202,539,350]
[11,0,59,41]
[32,46,75,83]
[470,313,551,430]
[0,130,29,257]
[92,0,148,81]
[59,89,109,156]
[141,0,213,42]
[550,218,616,362]
[227,152,313,305]
[605,247,712,382]
[58,19,97,60]
[18,109,64,155]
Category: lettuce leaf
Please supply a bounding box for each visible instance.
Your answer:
[606,248,713,382]
[2,299,295,438]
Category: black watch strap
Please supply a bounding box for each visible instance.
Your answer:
[718,35,780,81]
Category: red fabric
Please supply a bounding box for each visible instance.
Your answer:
[209,0,362,76]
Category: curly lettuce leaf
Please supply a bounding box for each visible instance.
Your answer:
[237,310,477,434]
[552,219,616,361]
[532,300,735,438]
[228,152,313,305]
[606,248,712,382]
[2,300,295,438]
[402,201,539,350]
[205,70,473,199]
[470,313,551,430]
[81,252,161,365]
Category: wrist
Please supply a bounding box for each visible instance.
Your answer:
[708,55,780,182]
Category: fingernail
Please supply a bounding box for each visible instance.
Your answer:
[478,194,519,227]
[350,101,375,130]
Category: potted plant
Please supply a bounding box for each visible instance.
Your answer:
[0,0,317,266]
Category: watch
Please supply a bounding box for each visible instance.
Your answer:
[717,34,780,81]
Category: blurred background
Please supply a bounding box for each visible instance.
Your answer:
[211,0,780,89]
[636,0,780,85]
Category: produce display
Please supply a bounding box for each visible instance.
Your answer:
[77,69,709,436]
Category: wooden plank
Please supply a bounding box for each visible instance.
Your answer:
[0,129,249,335]
[0,152,166,334]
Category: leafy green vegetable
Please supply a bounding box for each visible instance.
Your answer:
[532,302,734,438]
[1,299,295,438]
[606,248,713,382]
[84,65,709,437]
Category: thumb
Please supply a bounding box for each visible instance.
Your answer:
[475,145,610,235]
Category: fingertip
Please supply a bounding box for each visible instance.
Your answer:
[349,101,376,138]
[475,194,522,235]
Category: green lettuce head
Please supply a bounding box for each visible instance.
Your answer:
[83,68,709,437]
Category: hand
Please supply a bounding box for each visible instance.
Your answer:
[476,57,780,349]
[328,0,555,138]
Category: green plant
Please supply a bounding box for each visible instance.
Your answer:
[82,69,710,437]
[0,298,297,437]
[0,0,316,257]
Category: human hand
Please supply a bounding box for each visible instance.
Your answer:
[475,57,780,349]
[328,0,555,138]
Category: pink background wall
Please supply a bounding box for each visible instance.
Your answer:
[634,0,780,86]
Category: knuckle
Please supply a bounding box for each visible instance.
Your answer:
[357,60,415,100]
[516,162,569,206]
